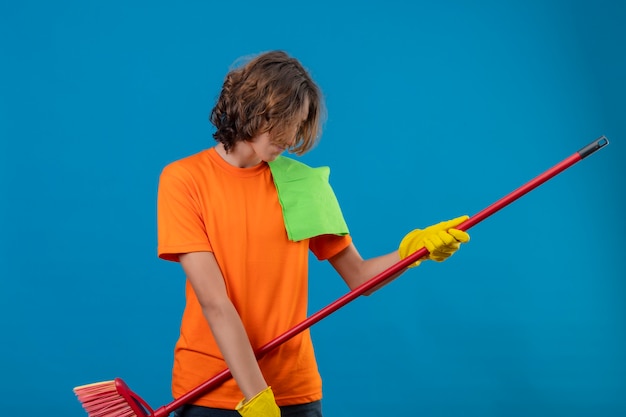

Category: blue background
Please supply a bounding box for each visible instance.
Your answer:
[1,1,625,416]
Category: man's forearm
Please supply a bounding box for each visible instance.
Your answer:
[202,300,268,400]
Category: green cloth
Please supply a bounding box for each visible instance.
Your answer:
[268,156,349,241]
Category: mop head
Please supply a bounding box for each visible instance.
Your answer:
[74,378,151,417]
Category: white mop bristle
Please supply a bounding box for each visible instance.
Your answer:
[73,380,139,417]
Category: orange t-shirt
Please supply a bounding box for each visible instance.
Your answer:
[157,148,352,408]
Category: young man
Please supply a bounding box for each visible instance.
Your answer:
[157,50,469,417]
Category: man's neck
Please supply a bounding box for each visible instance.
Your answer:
[215,142,262,168]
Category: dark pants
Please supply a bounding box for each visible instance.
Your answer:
[174,400,323,417]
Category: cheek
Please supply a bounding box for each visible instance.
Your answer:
[268,130,284,144]
[273,127,298,147]
[253,132,272,147]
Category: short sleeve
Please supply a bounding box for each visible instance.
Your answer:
[309,234,352,261]
[157,163,212,262]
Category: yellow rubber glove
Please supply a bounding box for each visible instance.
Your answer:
[398,215,470,267]
[236,386,280,417]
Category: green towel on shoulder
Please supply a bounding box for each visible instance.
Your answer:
[268,156,349,241]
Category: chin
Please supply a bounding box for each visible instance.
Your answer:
[266,150,285,162]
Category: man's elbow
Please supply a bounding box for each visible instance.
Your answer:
[200,296,234,323]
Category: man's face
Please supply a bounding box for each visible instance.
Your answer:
[252,100,309,162]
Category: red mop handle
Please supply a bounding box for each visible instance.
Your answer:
[451,136,610,233]
[153,135,609,417]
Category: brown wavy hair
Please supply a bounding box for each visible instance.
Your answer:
[209,51,325,156]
